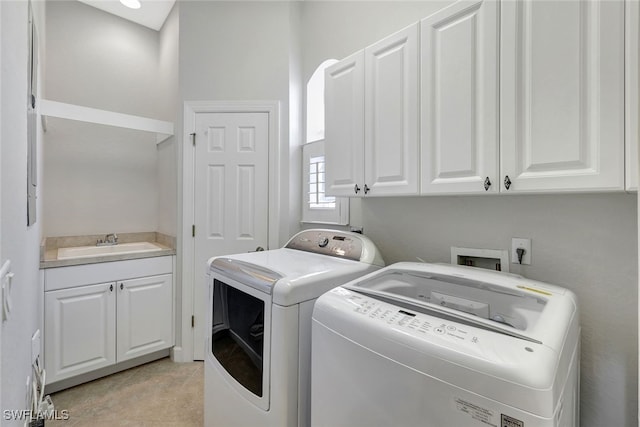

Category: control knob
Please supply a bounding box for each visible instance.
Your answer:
[318,237,329,248]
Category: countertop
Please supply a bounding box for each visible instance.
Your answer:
[40,232,176,269]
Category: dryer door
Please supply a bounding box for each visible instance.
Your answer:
[209,272,272,411]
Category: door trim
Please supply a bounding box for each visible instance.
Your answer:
[176,101,280,362]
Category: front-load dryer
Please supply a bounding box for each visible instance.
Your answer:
[311,262,580,427]
[204,229,384,427]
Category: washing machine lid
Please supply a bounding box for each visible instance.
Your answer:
[210,248,379,305]
[342,262,578,351]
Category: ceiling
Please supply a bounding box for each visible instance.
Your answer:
[77,0,176,31]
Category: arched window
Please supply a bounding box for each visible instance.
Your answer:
[302,59,348,225]
[306,59,337,143]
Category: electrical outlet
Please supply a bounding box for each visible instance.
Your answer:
[511,238,532,265]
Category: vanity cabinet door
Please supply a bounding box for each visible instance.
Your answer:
[500,0,624,193]
[117,274,173,362]
[45,282,116,383]
[420,0,499,194]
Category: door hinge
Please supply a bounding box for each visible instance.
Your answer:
[190,132,196,146]
[191,315,195,328]
[192,225,195,237]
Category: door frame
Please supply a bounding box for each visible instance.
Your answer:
[176,100,281,362]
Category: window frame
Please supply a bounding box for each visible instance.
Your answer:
[301,140,349,225]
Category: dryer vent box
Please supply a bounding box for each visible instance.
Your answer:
[451,247,509,273]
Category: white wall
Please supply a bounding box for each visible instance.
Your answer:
[157,3,179,238]
[1,0,45,422]
[43,1,167,237]
[301,2,638,426]
[179,0,299,246]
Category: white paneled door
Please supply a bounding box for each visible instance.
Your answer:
[193,112,269,360]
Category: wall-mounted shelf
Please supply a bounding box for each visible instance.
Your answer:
[39,99,174,144]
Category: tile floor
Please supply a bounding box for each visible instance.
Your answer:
[48,358,203,426]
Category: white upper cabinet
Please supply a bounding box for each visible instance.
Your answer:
[364,23,420,196]
[325,51,365,197]
[325,24,419,197]
[420,0,499,194]
[500,0,625,193]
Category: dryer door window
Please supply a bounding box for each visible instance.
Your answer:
[211,278,266,398]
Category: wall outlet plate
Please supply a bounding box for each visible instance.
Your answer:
[511,238,532,265]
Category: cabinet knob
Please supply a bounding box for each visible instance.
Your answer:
[364,184,370,195]
[504,175,512,190]
[110,284,113,292]
[120,283,124,291]
[484,177,492,191]
[354,184,361,194]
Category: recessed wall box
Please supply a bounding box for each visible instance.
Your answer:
[450,247,509,272]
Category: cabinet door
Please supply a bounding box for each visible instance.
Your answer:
[45,282,116,383]
[364,24,419,196]
[421,0,499,194]
[325,51,365,197]
[117,274,173,362]
[500,0,624,193]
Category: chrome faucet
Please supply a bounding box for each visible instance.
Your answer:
[97,233,118,246]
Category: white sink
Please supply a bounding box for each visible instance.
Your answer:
[57,242,164,260]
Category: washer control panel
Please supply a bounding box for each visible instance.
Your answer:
[346,292,481,345]
[285,230,364,261]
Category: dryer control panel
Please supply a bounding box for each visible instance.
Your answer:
[285,230,364,262]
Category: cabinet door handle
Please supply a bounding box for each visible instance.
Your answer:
[484,177,492,191]
[504,175,512,190]
[364,184,370,195]
[120,283,124,291]
[110,284,113,292]
[354,184,361,194]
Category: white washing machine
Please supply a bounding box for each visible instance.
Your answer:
[312,262,580,427]
[204,229,384,427]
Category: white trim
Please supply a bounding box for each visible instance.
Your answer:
[180,100,281,362]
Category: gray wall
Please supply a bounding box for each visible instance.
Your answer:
[179,0,300,245]
[43,1,173,237]
[362,194,637,425]
[1,0,46,423]
[300,2,638,426]
[157,3,179,237]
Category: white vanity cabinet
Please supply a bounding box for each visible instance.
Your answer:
[44,256,174,384]
[420,0,499,194]
[500,0,625,193]
[325,23,419,197]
